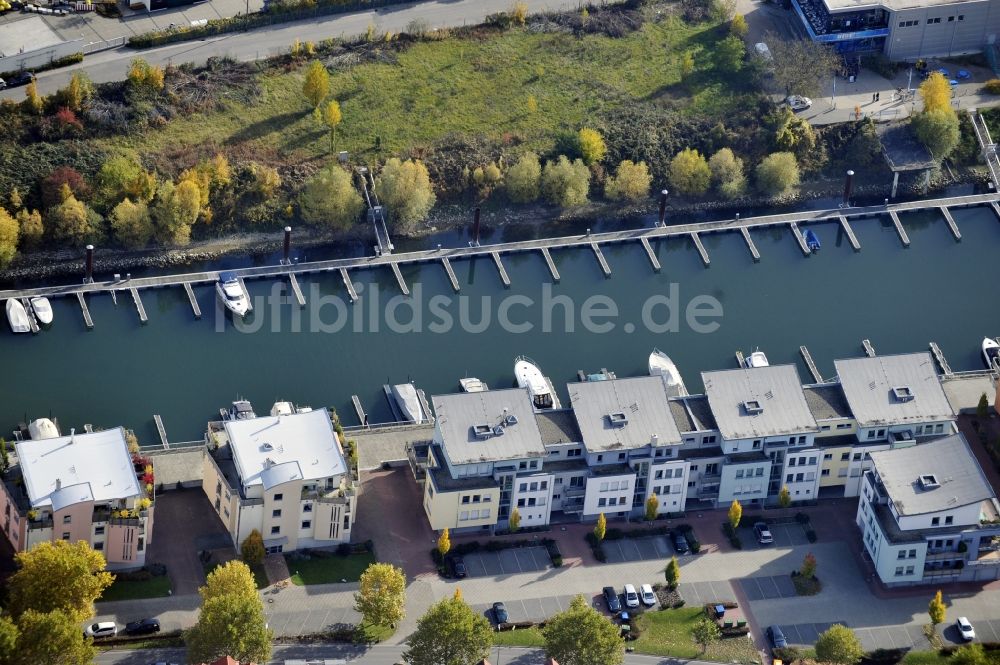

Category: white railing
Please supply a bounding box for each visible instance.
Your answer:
[82,36,126,54]
[968,110,1000,188]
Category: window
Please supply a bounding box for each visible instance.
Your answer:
[877,429,886,437]
[867,430,876,440]
[927,16,941,23]
[931,517,940,526]
[821,469,830,477]
[796,473,804,482]
[958,14,964,19]
[138,537,144,551]
[63,515,71,524]
[528,498,537,507]
[271,526,280,534]
[600,482,609,492]
[462,496,471,504]
[94,541,104,551]
[898,550,907,559]
[935,424,944,433]
[821,425,831,431]
[481,509,490,519]
[303,503,313,513]
[301,519,312,529]
[655,470,664,480]
[909,549,917,558]
[95,526,105,535]
[273,493,283,501]
[789,458,797,467]
[841,453,850,461]
[838,469,848,477]
[62,532,70,540]
[798,436,806,444]
[555,478,563,485]
[752,440,761,449]
[808,457,817,465]
[519,462,527,470]
[945,516,953,525]
[895,567,904,576]
[472,494,481,503]
[529,483,538,492]
[540,481,548,490]
[690,465,699,471]
[620,495,628,505]
[853,453,862,461]
[786,474,794,482]
[824,453,832,460]
[736,470,745,479]
[905,566,915,575]
[216,482,222,495]
[618,453,626,461]
[517,499,526,507]
[947,15,954,21]
[756,468,764,477]
[598,498,607,507]
[596,455,604,462]
[272,509,282,518]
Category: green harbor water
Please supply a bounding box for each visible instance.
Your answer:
[4,206,1000,443]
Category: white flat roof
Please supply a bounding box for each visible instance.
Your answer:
[16,427,141,510]
[225,408,347,490]
[834,353,954,428]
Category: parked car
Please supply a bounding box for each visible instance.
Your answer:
[956,617,976,641]
[602,586,621,613]
[767,625,788,649]
[84,621,118,639]
[0,79,6,90]
[640,583,656,607]
[671,530,690,554]
[124,618,160,635]
[754,522,774,545]
[448,556,467,579]
[623,584,640,609]
[785,95,813,111]
[5,71,35,88]
[492,601,509,624]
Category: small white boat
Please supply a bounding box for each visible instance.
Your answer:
[459,377,489,393]
[514,356,561,410]
[28,417,60,440]
[648,349,688,397]
[6,299,30,334]
[983,337,1000,369]
[745,349,770,368]
[221,399,256,421]
[271,401,294,416]
[391,383,425,424]
[216,271,250,317]
[29,297,52,326]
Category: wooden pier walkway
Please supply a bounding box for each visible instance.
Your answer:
[690,233,710,266]
[441,257,460,292]
[76,292,93,329]
[491,251,511,287]
[19,298,39,333]
[888,210,910,246]
[391,263,409,296]
[800,345,822,383]
[991,201,1000,222]
[735,350,745,367]
[790,222,811,256]
[929,342,954,376]
[237,277,253,312]
[740,227,760,261]
[640,237,661,270]
[540,247,560,281]
[939,206,962,240]
[183,283,201,318]
[591,242,611,277]
[289,273,305,306]
[838,215,861,251]
[153,414,168,448]
[129,287,147,323]
[340,268,358,302]
[351,395,368,428]
[862,339,876,357]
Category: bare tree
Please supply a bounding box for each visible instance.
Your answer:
[765,34,839,97]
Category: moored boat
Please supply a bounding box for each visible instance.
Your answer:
[29,297,53,326]
[216,271,250,317]
[745,349,770,368]
[648,349,688,397]
[459,377,489,393]
[391,383,425,424]
[221,399,256,421]
[514,356,561,410]
[983,337,1000,369]
[804,229,821,251]
[6,299,29,334]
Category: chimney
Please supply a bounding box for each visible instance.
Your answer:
[55,478,61,490]
[283,227,292,264]
[84,245,94,283]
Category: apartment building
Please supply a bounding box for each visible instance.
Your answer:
[857,434,1000,586]
[0,427,152,570]
[202,408,356,553]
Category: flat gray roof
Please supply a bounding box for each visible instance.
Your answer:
[702,365,818,440]
[535,410,582,446]
[432,388,546,465]
[834,353,954,428]
[567,376,682,452]
[669,396,718,434]
[803,384,853,421]
[869,434,994,516]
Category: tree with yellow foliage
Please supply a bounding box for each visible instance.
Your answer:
[302,60,330,109]
[318,100,342,153]
[919,72,952,114]
[0,207,19,268]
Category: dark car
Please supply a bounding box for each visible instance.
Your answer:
[124,618,160,636]
[671,530,690,554]
[767,625,788,649]
[6,71,35,88]
[448,556,467,578]
[492,602,508,624]
[602,585,621,612]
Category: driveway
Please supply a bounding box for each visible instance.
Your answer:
[739,521,810,549]
[461,547,550,578]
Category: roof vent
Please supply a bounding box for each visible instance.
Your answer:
[264,457,276,468]
[503,413,519,426]
[918,474,940,490]
[743,400,764,415]
[892,386,915,402]
[261,442,274,451]
[607,412,628,427]
[472,424,494,439]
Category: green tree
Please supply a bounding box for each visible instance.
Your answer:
[437,528,451,557]
[403,595,493,665]
[715,35,745,73]
[664,555,680,589]
[778,486,792,509]
[127,58,164,91]
[605,160,651,202]
[756,152,800,195]
[815,624,863,665]
[952,643,987,665]
[354,563,407,628]
[543,595,624,665]
[377,158,437,231]
[920,72,952,113]
[669,148,711,196]
[774,108,818,158]
[95,155,157,210]
[928,589,946,626]
[800,552,817,579]
[109,198,153,250]
[578,128,607,166]
[913,108,960,159]
[49,190,103,247]
[506,152,542,203]
[509,507,521,532]
[298,164,364,231]
[16,609,93,665]
[0,208,18,269]
[768,37,839,97]
[185,561,272,665]
[594,513,607,542]
[8,541,114,622]
[302,60,330,109]
[645,493,659,521]
[978,392,990,419]
[152,180,201,246]
[728,499,743,530]
[240,529,265,567]
[730,13,748,36]
[62,72,94,112]
[708,148,746,199]
[15,209,43,249]
[318,99,342,153]
[541,156,590,207]
[692,617,721,652]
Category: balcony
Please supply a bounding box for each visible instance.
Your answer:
[27,515,53,530]
[564,486,586,498]
[302,485,357,505]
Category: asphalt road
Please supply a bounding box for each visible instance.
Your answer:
[0,0,584,99]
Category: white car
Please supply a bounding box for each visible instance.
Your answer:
[786,95,813,111]
[956,617,976,641]
[84,621,117,639]
[623,584,640,609]
[640,583,657,607]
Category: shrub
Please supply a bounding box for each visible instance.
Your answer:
[708,148,746,199]
[755,152,800,195]
[605,160,651,201]
[984,79,1000,95]
[668,148,711,196]
[511,0,528,25]
[336,543,352,556]
[578,128,607,166]
[299,164,364,231]
[376,158,436,231]
[774,647,803,662]
[506,152,541,203]
[913,108,960,158]
[806,529,817,543]
[541,156,590,207]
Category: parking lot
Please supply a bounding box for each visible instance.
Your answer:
[854,618,1000,650]
[679,580,737,605]
[461,546,551,578]
[737,575,798,600]
[602,535,674,563]
[470,593,580,624]
[739,521,810,549]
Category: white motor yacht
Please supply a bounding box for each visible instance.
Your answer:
[28,417,60,440]
[391,383,425,424]
[29,297,53,326]
[6,299,30,334]
[983,337,1000,370]
[745,349,770,368]
[514,356,561,410]
[216,271,250,317]
[459,377,489,393]
[648,349,688,397]
[220,399,256,421]
[270,401,294,416]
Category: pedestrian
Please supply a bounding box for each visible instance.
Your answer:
[872,92,876,103]
[876,92,880,101]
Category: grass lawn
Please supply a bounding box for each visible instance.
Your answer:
[286,552,376,585]
[111,14,757,166]
[97,633,185,651]
[100,574,172,602]
[902,651,950,665]
[203,560,269,589]
[494,627,546,647]
[355,622,395,644]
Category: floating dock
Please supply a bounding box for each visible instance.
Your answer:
[939,206,962,240]
[391,263,410,296]
[153,414,168,448]
[130,287,148,323]
[790,222,811,256]
[888,210,910,246]
[991,201,1000,222]
[740,227,760,261]
[351,395,368,428]
[640,237,661,270]
[441,257,460,292]
[838,215,861,251]
[183,283,201,318]
[690,232,710,266]
[540,247,560,281]
[929,342,953,376]
[735,350,746,367]
[289,273,305,306]
[237,277,253,312]
[800,345,822,383]
[19,298,39,334]
[340,268,358,302]
[862,339,876,357]
[491,251,511,287]
[591,242,611,277]
[76,292,93,329]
